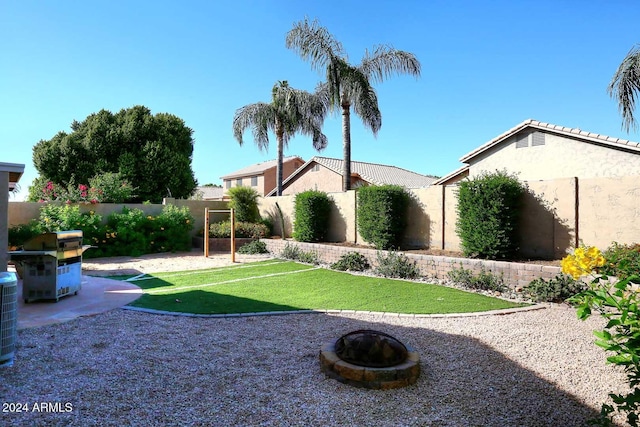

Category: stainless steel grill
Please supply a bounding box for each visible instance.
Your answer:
[9,230,91,303]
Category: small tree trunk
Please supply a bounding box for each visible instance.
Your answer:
[341,100,351,192]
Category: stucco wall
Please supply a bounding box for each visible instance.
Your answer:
[258,175,640,259]
[578,175,640,249]
[282,163,342,195]
[469,130,640,181]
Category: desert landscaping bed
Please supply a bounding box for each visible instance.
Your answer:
[1,251,629,426]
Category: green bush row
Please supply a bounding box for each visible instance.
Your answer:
[207,221,270,239]
[8,204,194,258]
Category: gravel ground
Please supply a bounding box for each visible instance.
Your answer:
[1,251,631,426]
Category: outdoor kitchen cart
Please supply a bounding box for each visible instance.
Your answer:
[9,230,91,303]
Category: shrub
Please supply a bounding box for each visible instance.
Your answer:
[447,264,506,292]
[237,240,269,254]
[208,221,270,239]
[456,170,525,259]
[357,185,410,250]
[600,242,640,280]
[374,250,420,279]
[8,222,42,247]
[565,246,640,426]
[105,207,152,256]
[228,186,261,223]
[330,252,370,272]
[293,190,331,242]
[526,274,586,303]
[88,172,136,203]
[151,205,194,253]
[279,242,318,264]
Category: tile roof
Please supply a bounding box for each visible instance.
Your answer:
[460,119,640,163]
[220,156,304,179]
[194,186,224,200]
[431,165,469,186]
[276,156,438,192]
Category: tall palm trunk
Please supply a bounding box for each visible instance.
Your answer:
[275,119,284,196]
[341,98,351,192]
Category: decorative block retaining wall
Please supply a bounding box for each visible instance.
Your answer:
[260,239,562,289]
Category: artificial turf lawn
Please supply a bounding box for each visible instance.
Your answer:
[120,259,527,315]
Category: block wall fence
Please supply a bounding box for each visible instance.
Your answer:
[259,175,640,260]
[8,175,640,261]
[260,239,562,289]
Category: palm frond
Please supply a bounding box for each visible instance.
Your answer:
[360,45,422,84]
[286,17,345,73]
[339,66,382,134]
[232,102,274,151]
[609,44,640,132]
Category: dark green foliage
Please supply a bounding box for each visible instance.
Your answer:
[208,221,270,239]
[152,205,194,253]
[10,204,193,259]
[330,252,370,271]
[293,190,331,242]
[456,170,525,259]
[447,265,506,292]
[237,240,269,254]
[600,242,640,279]
[228,186,261,223]
[30,105,197,203]
[8,222,42,247]
[374,250,420,279]
[526,274,586,303]
[357,185,410,249]
[280,242,319,264]
[105,207,153,257]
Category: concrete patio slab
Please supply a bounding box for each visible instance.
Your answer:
[11,267,142,330]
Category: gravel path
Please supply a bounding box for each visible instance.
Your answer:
[1,251,630,426]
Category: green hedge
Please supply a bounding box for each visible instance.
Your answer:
[357,185,410,249]
[208,221,270,239]
[8,204,194,258]
[456,170,524,259]
[293,190,331,242]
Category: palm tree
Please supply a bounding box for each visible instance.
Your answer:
[286,18,421,191]
[609,44,640,132]
[233,81,328,196]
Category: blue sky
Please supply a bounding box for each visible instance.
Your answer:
[3,1,640,200]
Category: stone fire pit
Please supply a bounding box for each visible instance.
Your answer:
[319,329,420,389]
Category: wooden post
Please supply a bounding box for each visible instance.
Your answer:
[230,208,236,262]
[204,207,210,258]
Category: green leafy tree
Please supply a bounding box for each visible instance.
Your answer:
[31,105,197,203]
[609,44,640,132]
[286,18,421,191]
[232,81,328,196]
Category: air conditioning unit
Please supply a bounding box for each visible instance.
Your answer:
[0,272,18,367]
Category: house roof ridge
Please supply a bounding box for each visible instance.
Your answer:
[460,119,640,163]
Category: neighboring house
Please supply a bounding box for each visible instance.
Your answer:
[434,119,640,185]
[267,156,438,196]
[192,186,224,200]
[220,156,305,196]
